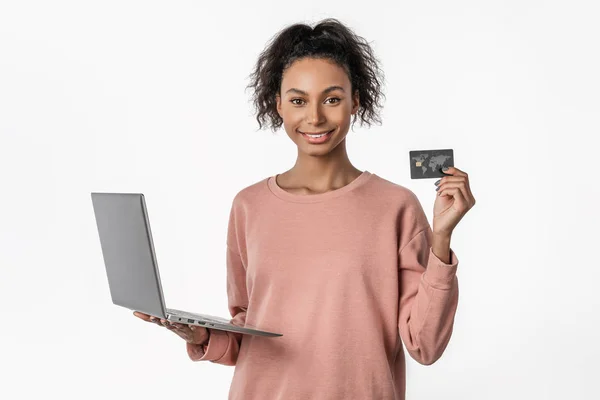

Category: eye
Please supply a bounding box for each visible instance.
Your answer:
[289,97,341,106]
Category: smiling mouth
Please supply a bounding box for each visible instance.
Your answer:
[298,128,335,144]
[298,129,335,136]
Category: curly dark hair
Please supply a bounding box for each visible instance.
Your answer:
[245,18,386,133]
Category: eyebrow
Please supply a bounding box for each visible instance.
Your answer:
[285,85,346,96]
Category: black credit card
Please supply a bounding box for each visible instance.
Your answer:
[409,149,454,179]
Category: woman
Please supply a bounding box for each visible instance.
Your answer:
[135,18,475,399]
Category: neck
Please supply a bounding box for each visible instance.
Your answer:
[280,139,362,193]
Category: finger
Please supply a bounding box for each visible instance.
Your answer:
[161,320,183,331]
[169,322,185,331]
[165,325,189,340]
[453,171,474,199]
[169,325,193,341]
[169,328,188,339]
[148,316,164,327]
[174,323,191,333]
[133,311,152,321]
[438,186,469,211]
[175,324,193,336]
[441,166,467,177]
[438,181,467,199]
[182,324,203,339]
[160,319,173,328]
[443,167,475,201]
[438,176,471,198]
[438,180,474,207]
[436,176,466,186]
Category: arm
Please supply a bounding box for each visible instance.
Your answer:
[397,225,459,365]
[432,232,451,264]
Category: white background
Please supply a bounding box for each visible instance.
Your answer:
[1,1,599,399]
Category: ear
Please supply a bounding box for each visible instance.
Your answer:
[276,94,282,118]
[351,90,360,115]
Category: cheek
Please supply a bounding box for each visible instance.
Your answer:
[331,108,352,125]
[281,112,302,131]
[280,107,299,121]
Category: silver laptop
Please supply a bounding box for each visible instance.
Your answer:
[90,192,282,338]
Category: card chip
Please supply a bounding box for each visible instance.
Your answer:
[415,161,422,167]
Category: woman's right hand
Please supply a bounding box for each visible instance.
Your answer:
[133,311,210,345]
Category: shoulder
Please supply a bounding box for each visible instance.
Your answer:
[369,173,423,208]
[369,172,430,230]
[228,176,271,210]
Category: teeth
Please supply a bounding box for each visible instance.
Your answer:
[305,131,329,138]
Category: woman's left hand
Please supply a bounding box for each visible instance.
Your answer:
[432,166,476,235]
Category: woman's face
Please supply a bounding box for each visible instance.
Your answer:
[276,57,359,155]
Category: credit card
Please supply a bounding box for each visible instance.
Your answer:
[409,149,454,179]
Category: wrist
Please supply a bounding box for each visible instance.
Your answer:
[432,232,451,264]
[432,230,452,239]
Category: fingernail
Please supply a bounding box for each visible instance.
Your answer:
[434,179,440,186]
[442,167,449,171]
[436,186,440,191]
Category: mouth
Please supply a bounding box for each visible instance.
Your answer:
[298,128,335,144]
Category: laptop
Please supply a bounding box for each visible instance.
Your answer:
[90,192,282,338]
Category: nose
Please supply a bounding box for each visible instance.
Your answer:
[306,103,325,125]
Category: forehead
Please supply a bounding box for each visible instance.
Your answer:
[281,58,350,93]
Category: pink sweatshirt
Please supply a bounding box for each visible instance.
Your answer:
[187,170,459,400]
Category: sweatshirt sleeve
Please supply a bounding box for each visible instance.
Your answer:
[186,198,248,365]
[397,223,459,366]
